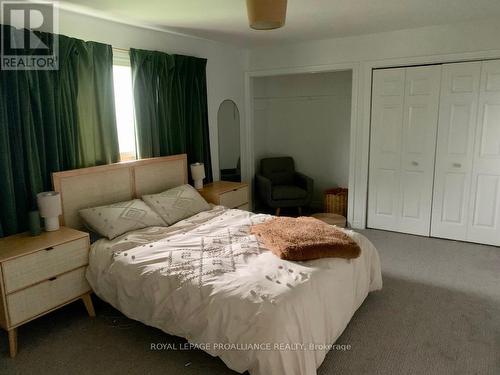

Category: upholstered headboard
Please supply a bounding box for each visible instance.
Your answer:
[52,154,188,230]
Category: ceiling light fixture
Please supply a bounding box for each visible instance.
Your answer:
[246,0,287,30]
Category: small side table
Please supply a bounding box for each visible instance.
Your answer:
[0,227,95,358]
[198,181,249,210]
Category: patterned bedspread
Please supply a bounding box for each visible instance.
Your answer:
[87,206,382,375]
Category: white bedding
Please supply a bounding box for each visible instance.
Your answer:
[87,206,382,375]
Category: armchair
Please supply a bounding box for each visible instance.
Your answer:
[256,157,313,215]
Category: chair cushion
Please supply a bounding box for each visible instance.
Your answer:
[272,185,308,200]
[260,157,295,185]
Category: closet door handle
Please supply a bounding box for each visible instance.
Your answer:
[411,161,419,166]
[452,163,462,168]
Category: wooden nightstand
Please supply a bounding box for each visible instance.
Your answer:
[0,227,95,358]
[199,181,250,210]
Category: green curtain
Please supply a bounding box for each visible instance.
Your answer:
[130,48,212,182]
[0,25,119,237]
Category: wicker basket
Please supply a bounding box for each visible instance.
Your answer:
[324,188,348,217]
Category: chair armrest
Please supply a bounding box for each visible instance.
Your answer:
[294,172,313,193]
[256,174,273,203]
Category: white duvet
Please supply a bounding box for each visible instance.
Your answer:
[87,207,382,375]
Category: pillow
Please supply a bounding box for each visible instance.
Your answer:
[79,199,167,240]
[142,184,211,225]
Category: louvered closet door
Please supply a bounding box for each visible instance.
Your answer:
[467,60,500,246]
[368,65,441,235]
[431,62,481,241]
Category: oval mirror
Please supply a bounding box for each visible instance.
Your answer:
[218,100,241,182]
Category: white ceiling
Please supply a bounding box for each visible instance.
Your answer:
[58,0,500,47]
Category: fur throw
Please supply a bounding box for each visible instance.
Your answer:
[250,216,361,261]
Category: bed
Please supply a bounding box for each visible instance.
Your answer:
[53,154,382,375]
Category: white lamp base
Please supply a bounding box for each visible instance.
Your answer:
[44,217,60,231]
[194,179,203,190]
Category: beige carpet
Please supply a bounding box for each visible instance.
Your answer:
[1,229,499,374]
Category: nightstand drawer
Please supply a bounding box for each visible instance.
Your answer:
[219,186,248,208]
[237,203,249,211]
[2,237,88,294]
[7,267,90,326]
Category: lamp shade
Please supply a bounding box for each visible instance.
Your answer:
[191,162,206,190]
[37,191,62,231]
[246,0,287,30]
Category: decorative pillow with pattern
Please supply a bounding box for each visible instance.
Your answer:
[142,184,211,225]
[79,199,167,240]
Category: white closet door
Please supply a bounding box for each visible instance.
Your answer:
[467,60,500,246]
[368,65,441,235]
[431,62,481,241]
[398,65,442,235]
[367,68,405,231]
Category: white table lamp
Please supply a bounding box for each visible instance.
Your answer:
[37,191,62,231]
[190,162,205,190]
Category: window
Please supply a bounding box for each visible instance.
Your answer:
[112,57,136,161]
